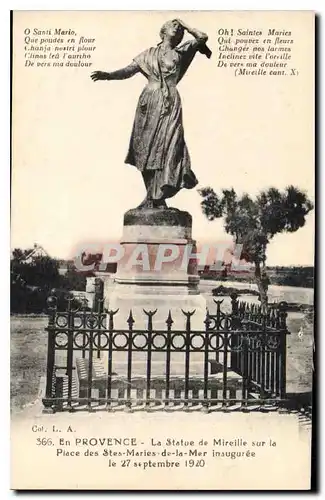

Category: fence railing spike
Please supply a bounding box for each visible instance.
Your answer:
[166,310,174,326]
[107,308,119,316]
[143,308,158,317]
[181,309,196,317]
[127,309,135,325]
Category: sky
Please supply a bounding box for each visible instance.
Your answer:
[11,11,314,266]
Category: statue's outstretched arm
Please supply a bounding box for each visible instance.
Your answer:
[91,61,140,81]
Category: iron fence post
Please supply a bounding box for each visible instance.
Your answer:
[241,333,249,411]
[106,308,118,410]
[66,297,75,412]
[202,311,210,413]
[230,292,239,370]
[165,311,173,409]
[143,309,157,410]
[260,311,267,409]
[182,309,195,409]
[42,295,57,413]
[126,310,135,412]
[278,302,288,400]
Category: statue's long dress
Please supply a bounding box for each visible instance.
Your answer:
[125,40,199,201]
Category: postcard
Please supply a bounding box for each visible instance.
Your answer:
[11,10,315,490]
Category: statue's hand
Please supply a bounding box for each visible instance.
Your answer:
[90,71,110,81]
[175,19,188,30]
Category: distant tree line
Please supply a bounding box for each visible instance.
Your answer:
[200,265,314,288]
[269,266,314,288]
[10,248,92,314]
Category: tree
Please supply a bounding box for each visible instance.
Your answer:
[62,263,88,291]
[11,253,62,291]
[10,248,63,313]
[12,248,27,260]
[198,186,313,310]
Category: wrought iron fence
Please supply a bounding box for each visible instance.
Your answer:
[42,292,289,413]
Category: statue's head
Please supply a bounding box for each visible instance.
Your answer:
[159,19,184,48]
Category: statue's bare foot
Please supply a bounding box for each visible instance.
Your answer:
[136,198,167,210]
[153,199,167,209]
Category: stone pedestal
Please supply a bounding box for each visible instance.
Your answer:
[107,207,206,331]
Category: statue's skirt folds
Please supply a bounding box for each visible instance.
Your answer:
[125,83,198,201]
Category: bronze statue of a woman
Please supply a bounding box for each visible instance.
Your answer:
[91,19,211,209]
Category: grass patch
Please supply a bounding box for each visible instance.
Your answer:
[11,317,48,411]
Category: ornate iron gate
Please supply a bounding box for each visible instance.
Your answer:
[42,292,289,413]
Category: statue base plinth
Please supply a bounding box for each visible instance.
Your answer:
[106,207,206,330]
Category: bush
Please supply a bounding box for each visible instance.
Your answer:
[11,284,47,314]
